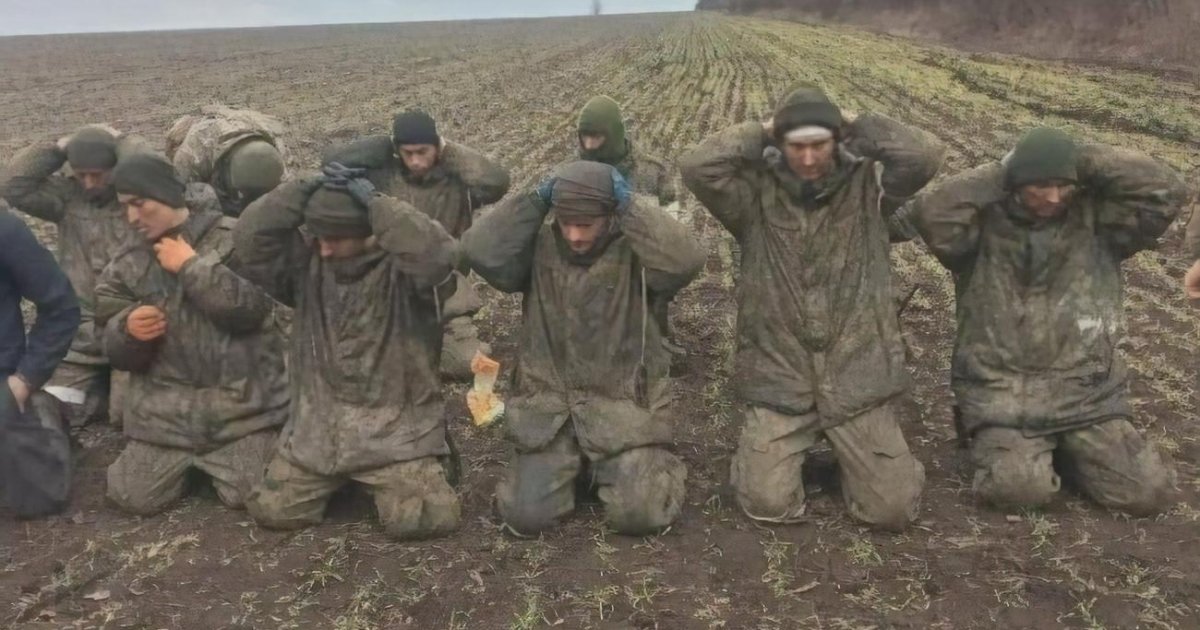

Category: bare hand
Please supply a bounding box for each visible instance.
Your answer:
[6,375,30,412]
[56,134,72,151]
[127,305,168,341]
[1185,260,1200,303]
[762,118,775,137]
[153,237,197,274]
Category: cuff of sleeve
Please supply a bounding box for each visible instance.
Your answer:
[12,369,47,393]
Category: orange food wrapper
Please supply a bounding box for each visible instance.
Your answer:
[466,350,505,427]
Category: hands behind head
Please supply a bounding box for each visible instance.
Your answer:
[535,175,556,207]
[321,162,376,206]
[127,305,167,342]
[611,168,632,214]
[321,162,367,188]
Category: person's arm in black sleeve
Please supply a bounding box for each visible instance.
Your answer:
[0,210,80,390]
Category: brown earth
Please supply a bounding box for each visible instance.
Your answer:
[1,12,1198,630]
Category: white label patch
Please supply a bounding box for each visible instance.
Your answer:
[1076,316,1104,335]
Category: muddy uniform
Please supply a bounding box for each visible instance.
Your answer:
[166,105,291,218]
[463,163,705,535]
[681,88,943,530]
[909,141,1186,514]
[237,179,461,540]
[573,96,682,353]
[95,198,288,515]
[0,136,138,426]
[324,134,510,377]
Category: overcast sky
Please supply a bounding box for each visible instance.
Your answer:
[1,0,696,36]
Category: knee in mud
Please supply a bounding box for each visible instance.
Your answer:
[730,452,805,523]
[974,462,1059,511]
[598,448,686,535]
[1092,452,1176,517]
[496,492,559,537]
[849,459,926,532]
[377,481,461,541]
[245,489,319,531]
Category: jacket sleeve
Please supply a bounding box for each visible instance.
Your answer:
[679,122,765,240]
[442,142,511,209]
[460,192,548,293]
[643,156,678,206]
[910,163,1003,274]
[0,211,80,389]
[233,179,313,307]
[176,248,273,335]
[1079,144,1189,260]
[621,195,706,297]
[95,262,158,374]
[368,194,457,289]
[0,143,72,224]
[844,113,946,215]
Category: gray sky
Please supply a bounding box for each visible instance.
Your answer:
[1,0,696,36]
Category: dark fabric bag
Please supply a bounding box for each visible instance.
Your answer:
[0,386,71,518]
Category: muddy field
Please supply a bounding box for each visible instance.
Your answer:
[2,12,1199,629]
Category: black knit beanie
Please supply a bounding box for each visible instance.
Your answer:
[112,152,187,208]
[391,111,440,147]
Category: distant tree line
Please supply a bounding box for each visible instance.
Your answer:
[695,0,1197,66]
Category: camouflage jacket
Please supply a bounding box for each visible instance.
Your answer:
[324,136,510,239]
[95,208,288,451]
[681,114,944,427]
[911,145,1187,436]
[165,105,292,213]
[234,180,457,475]
[572,140,677,208]
[462,192,704,457]
[0,143,136,364]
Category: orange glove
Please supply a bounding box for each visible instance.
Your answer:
[127,305,167,341]
[153,236,197,274]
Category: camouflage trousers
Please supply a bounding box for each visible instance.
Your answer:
[107,431,277,516]
[440,273,490,381]
[496,421,686,537]
[42,358,110,428]
[731,404,925,531]
[247,455,460,541]
[971,418,1174,515]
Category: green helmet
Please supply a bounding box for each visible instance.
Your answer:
[226,139,284,199]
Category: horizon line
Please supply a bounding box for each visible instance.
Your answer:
[0,9,696,39]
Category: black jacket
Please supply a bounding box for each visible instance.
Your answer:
[0,206,80,388]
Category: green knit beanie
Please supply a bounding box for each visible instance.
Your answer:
[577,96,627,164]
[1005,127,1078,189]
[304,187,371,238]
[66,127,118,171]
[773,83,843,141]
